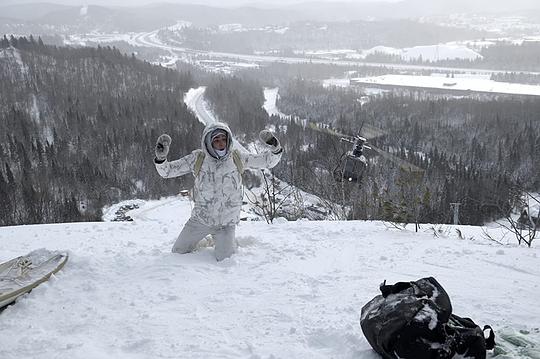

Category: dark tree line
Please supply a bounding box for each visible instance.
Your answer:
[158,20,483,54]
[0,36,203,226]
[479,41,540,72]
[490,72,540,85]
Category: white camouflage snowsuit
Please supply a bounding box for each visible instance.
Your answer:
[155,122,282,260]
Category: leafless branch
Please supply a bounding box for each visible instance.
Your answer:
[480,227,505,246]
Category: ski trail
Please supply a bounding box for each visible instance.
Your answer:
[479,258,539,276]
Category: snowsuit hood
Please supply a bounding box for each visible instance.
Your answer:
[202,122,233,159]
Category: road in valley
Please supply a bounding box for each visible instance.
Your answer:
[184,87,217,126]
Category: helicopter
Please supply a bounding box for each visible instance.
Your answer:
[304,120,424,184]
[335,135,369,183]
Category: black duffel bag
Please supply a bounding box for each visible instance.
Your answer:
[360,277,495,359]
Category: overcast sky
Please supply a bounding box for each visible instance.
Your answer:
[0,0,402,7]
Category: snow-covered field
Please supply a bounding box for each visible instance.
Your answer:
[0,197,539,358]
[65,33,143,47]
[350,74,540,97]
[306,44,483,62]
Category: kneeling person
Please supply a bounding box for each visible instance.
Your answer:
[154,122,283,261]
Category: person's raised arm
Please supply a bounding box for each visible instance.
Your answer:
[241,130,283,169]
[154,134,198,178]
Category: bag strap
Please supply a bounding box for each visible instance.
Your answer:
[193,150,243,177]
[232,149,244,175]
[193,151,205,177]
[379,280,413,298]
[484,325,496,350]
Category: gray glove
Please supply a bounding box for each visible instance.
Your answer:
[155,134,172,161]
[259,130,282,154]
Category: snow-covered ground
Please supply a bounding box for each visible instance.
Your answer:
[328,44,482,62]
[321,78,389,97]
[66,32,144,47]
[322,78,352,88]
[350,74,540,97]
[0,46,28,74]
[0,197,539,358]
[384,44,482,61]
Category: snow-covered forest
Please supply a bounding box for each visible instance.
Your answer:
[1,36,539,227]
[202,71,540,226]
[0,37,202,225]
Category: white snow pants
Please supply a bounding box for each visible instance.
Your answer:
[172,217,236,261]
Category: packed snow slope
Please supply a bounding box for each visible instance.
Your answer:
[0,197,539,359]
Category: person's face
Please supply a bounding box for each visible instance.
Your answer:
[212,134,227,151]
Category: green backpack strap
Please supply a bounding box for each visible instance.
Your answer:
[193,151,205,177]
[193,150,243,177]
[232,149,244,175]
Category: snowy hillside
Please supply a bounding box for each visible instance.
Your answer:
[0,197,539,358]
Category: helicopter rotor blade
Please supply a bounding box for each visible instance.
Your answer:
[298,118,423,174]
[368,144,424,174]
[360,124,386,141]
